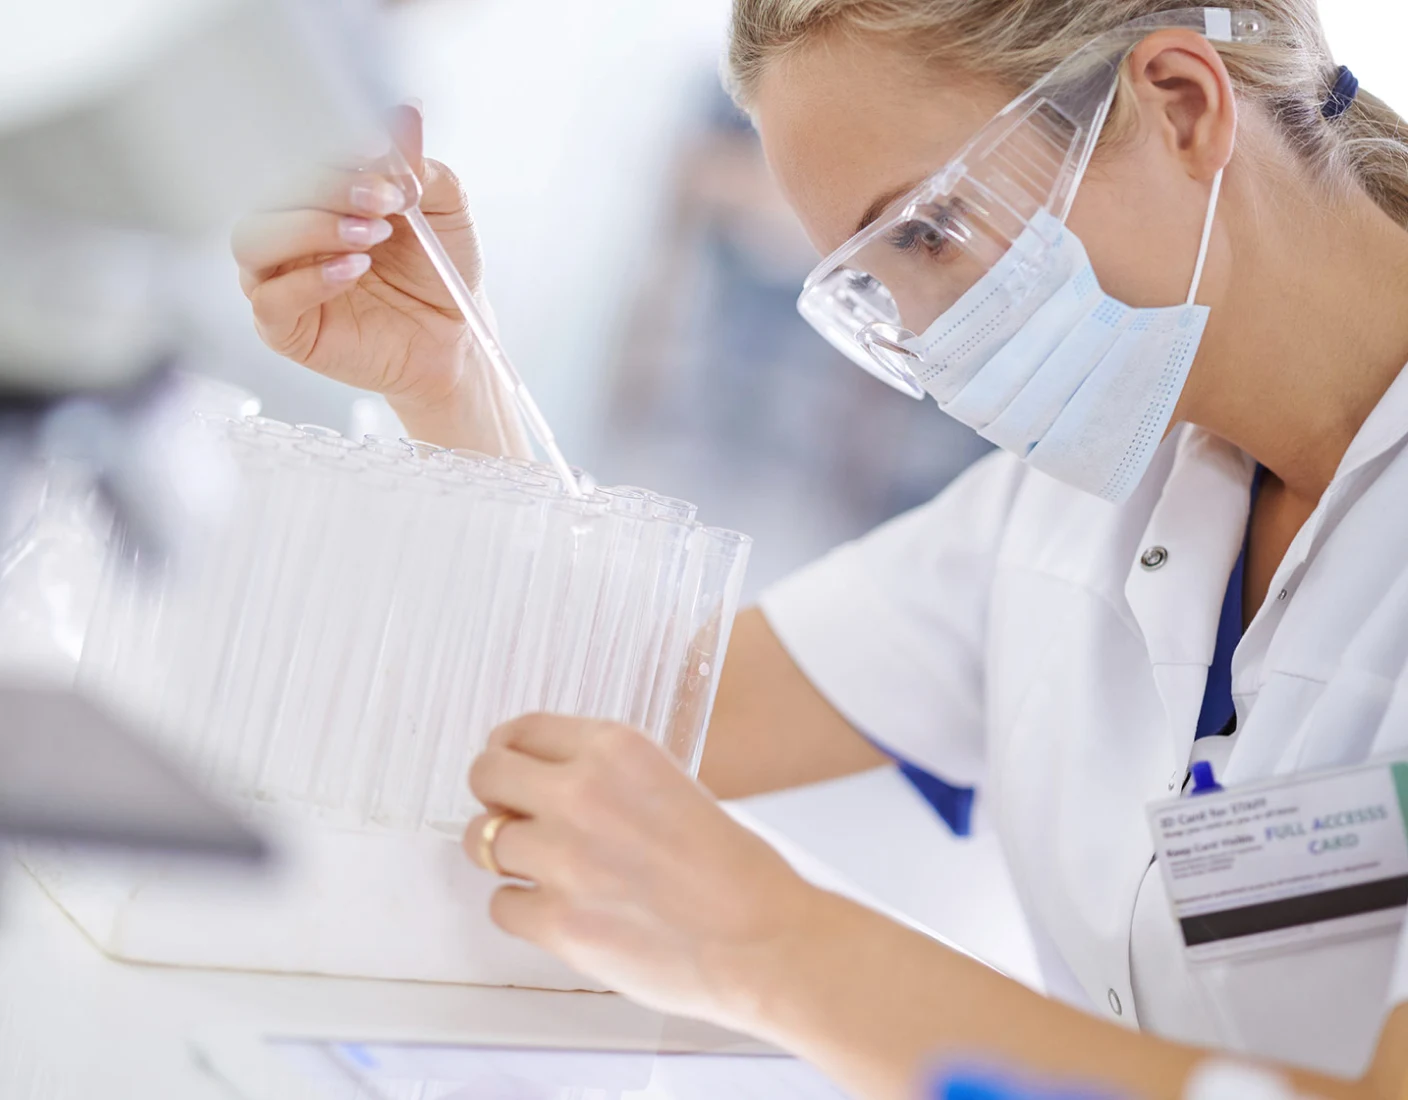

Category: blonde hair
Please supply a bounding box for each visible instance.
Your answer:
[726,0,1408,228]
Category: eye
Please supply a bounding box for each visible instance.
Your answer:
[885,202,962,260]
[887,218,949,258]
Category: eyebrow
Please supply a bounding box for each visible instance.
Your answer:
[853,178,926,237]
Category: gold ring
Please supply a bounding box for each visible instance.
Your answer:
[477,811,516,877]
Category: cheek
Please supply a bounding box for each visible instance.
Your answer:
[1066,176,1205,309]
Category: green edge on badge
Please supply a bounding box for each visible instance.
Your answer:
[1394,763,1408,839]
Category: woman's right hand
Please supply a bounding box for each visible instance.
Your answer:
[232,104,525,451]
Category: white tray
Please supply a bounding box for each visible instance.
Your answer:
[18,803,607,992]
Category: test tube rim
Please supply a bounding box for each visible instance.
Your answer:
[361,434,415,456]
[293,438,369,464]
[245,416,304,439]
[294,424,352,442]
[400,438,449,460]
[698,526,754,547]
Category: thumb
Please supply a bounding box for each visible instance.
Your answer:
[389,99,425,179]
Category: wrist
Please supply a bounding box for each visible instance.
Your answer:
[386,387,453,438]
[706,877,861,1040]
[387,347,532,458]
[386,389,465,450]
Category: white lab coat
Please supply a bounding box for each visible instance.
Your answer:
[760,365,1408,1077]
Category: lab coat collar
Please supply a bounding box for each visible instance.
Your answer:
[1128,364,1408,774]
[1258,361,1408,585]
[1331,362,1408,484]
[1123,426,1256,668]
[1124,361,1408,668]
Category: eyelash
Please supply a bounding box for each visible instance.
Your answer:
[887,218,952,258]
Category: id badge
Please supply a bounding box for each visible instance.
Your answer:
[1146,759,1408,964]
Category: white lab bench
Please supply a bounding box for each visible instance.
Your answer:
[0,767,1039,1099]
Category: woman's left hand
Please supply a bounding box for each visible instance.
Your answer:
[464,714,820,1031]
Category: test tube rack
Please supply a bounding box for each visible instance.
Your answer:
[21,414,750,991]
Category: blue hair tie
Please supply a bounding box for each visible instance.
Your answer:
[1323,65,1359,120]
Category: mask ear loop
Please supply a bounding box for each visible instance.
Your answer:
[1186,168,1224,305]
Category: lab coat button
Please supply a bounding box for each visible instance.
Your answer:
[1277,588,1288,601]
[1108,989,1123,1016]
[1139,546,1168,571]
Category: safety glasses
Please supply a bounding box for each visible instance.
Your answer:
[796,7,1268,398]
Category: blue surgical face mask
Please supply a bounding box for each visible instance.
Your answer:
[902,172,1223,504]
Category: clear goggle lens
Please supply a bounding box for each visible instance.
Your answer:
[799,100,1078,398]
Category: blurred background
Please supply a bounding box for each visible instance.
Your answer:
[182,0,1408,599]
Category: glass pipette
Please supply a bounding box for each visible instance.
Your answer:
[387,153,582,498]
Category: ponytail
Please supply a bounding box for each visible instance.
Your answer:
[1335,85,1408,229]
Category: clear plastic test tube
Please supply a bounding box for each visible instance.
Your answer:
[609,485,693,518]
[153,439,252,734]
[211,442,319,793]
[534,493,613,716]
[344,466,443,825]
[144,419,252,763]
[600,486,652,517]
[430,449,502,480]
[245,416,305,446]
[234,474,331,793]
[575,493,654,723]
[620,517,697,732]
[362,434,414,458]
[659,527,751,774]
[638,529,707,752]
[489,458,554,490]
[75,516,145,717]
[90,519,174,733]
[307,462,421,819]
[421,483,525,831]
[498,457,593,491]
[430,485,549,828]
[171,438,285,780]
[396,477,505,826]
[401,438,448,462]
[497,485,576,720]
[498,457,546,475]
[257,441,372,803]
[645,492,698,523]
[296,424,361,450]
[371,471,482,828]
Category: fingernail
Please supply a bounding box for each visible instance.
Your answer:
[350,180,405,216]
[338,217,393,246]
[404,97,423,117]
[323,253,372,283]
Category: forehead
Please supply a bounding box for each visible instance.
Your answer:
[751,30,1014,255]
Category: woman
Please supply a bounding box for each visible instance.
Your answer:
[232,1,1408,1096]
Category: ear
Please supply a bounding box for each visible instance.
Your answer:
[1123,29,1237,182]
